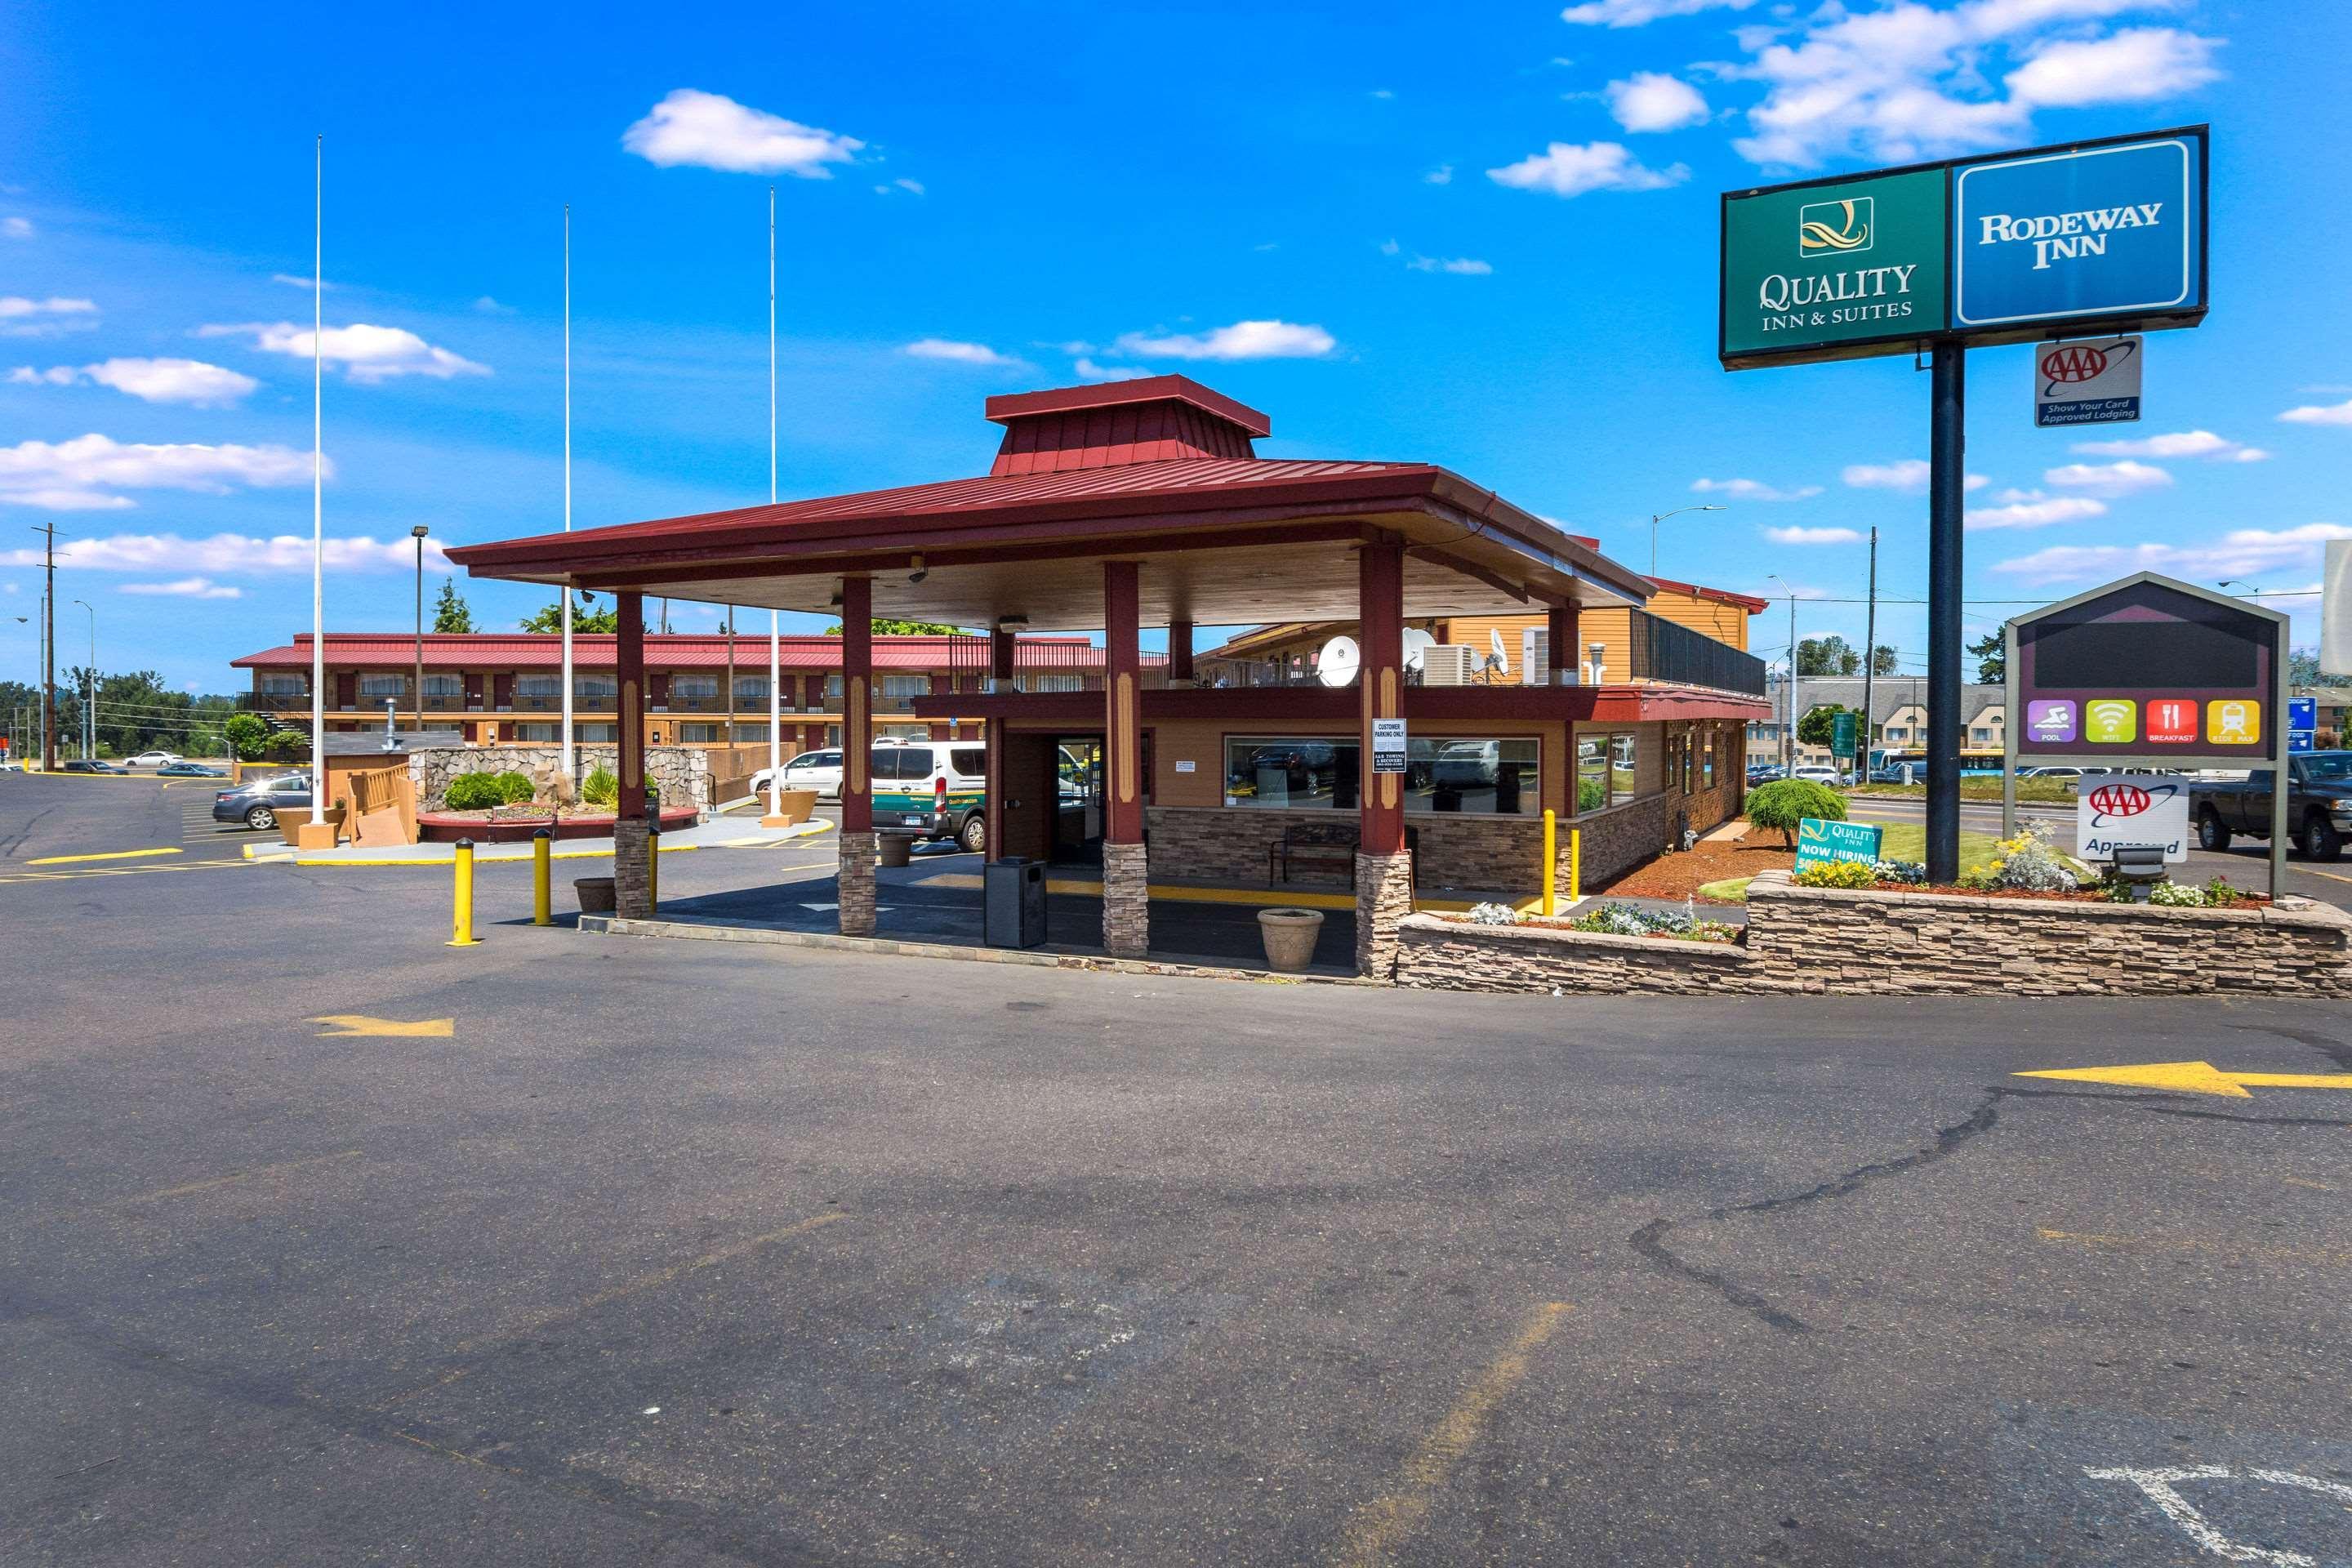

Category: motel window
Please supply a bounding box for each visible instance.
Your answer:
[1577,732,1642,811]
[672,675,719,700]
[825,675,844,699]
[510,723,558,742]
[358,674,405,699]
[575,675,617,701]
[734,676,768,703]
[515,675,562,699]
[261,675,305,695]
[733,723,769,742]
[1024,673,1086,693]
[1703,728,1716,789]
[880,674,929,698]
[677,723,723,742]
[1971,726,1992,745]
[1222,736,1536,816]
[574,724,617,743]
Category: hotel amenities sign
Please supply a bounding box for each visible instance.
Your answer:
[1722,127,2207,369]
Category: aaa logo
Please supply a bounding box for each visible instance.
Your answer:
[1798,197,1873,256]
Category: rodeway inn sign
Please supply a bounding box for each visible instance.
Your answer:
[1721,127,2207,368]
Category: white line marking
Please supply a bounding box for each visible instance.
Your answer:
[2082,1465,2316,1566]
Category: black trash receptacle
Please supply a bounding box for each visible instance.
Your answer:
[984,857,1048,948]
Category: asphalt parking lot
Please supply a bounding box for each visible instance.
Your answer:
[8,771,2352,1566]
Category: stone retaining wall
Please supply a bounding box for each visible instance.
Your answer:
[404,744,712,813]
[1396,869,2352,996]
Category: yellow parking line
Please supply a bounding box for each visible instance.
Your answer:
[1330,1302,1572,1566]
[118,1149,363,1205]
[2291,865,2352,886]
[26,846,182,865]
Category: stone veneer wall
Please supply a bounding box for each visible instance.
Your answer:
[1395,869,2352,996]
[404,745,712,813]
[1147,805,1567,894]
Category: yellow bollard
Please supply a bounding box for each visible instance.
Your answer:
[1541,808,1557,918]
[1569,827,1582,904]
[448,837,479,947]
[532,828,552,926]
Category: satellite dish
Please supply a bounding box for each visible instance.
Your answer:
[1489,628,1509,676]
[1401,628,1436,673]
[1316,635,1361,688]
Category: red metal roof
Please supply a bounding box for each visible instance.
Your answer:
[985,375,1270,437]
[1645,576,1772,614]
[229,631,1147,672]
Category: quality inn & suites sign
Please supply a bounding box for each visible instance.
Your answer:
[1722,167,1947,365]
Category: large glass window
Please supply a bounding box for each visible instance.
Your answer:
[733,676,768,703]
[824,674,844,699]
[260,675,305,695]
[509,723,559,742]
[676,724,724,742]
[574,724,617,742]
[358,674,405,698]
[671,675,719,700]
[1223,736,1538,815]
[1703,727,1716,789]
[880,674,929,698]
[575,675,617,702]
[515,675,562,698]
[421,674,464,698]
[1578,731,1642,811]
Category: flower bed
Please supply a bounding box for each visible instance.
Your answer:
[416,804,697,843]
[1441,899,1742,944]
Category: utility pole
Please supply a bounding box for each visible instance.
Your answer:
[1769,574,1797,773]
[73,599,93,760]
[412,524,430,733]
[1859,526,1878,781]
[33,521,59,771]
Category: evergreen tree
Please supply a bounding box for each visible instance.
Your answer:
[433,581,477,634]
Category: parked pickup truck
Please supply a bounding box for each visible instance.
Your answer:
[2190,751,2352,861]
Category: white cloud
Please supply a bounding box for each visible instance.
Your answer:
[1720,4,2225,169]
[1370,88,1396,100]
[2070,429,2268,463]
[621,89,863,177]
[1424,165,1454,185]
[1112,319,1335,361]
[2043,458,2172,496]
[0,296,98,338]
[198,321,488,382]
[1561,0,1756,24]
[1691,477,1822,501]
[270,273,326,290]
[0,434,318,512]
[1606,71,1711,132]
[902,338,1017,366]
[889,177,924,196]
[2280,397,2352,427]
[472,296,514,315]
[1075,358,1153,383]
[1404,254,1494,275]
[15,358,260,406]
[2005,26,2223,108]
[1764,525,1864,545]
[1487,141,1688,197]
[1963,495,2107,531]
[1842,459,1989,493]
[120,577,242,599]
[1992,524,2352,587]
[2,217,32,240]
[0,530,447,574]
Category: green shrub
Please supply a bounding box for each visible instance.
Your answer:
[581,766,618,807]
[492,769,536,804]
[1744,778,1846,844]
[1577,775,1606,812]
[443,771,510,810]
[259,728,310,762]
[1793,859,1877,889]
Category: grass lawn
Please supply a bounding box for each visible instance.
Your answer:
[1849,777,2078,804]
[1694,823,2004,903]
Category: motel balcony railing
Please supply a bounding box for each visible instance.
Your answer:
[1625,610,1768,697]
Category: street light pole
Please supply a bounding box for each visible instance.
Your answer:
[1768,574,1797,773]
[1650,504,1725,579]
[412,524,430,734]
[72,598,93,760]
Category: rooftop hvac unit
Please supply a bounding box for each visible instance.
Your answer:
[1422,644,1480,686]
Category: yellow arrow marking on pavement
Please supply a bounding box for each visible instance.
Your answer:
[25,845,182,865]
[2017,1059,2352,1098]
[310,1014,454,1038]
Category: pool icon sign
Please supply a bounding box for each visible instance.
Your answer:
[2025,699,2076,743]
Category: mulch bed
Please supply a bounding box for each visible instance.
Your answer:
[1599,835,1796,902]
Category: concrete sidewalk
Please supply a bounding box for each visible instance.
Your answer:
[249,814,833,866]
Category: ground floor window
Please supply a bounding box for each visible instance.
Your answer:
[510,723,558,742]
[1703,726,1717,789]
[676,723,724,742]
[1577,731,1642,810]
[1222,735,1539,815]
[575,724,617,743]
[732,723,769,742]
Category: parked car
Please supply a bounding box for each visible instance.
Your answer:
[2189,751,2352,860]
[0,756,24,773]
[1790,765,1845,786]
[751,747,845,803]
[58,759,129,774]
[127,750,183,768]
[2019,765,2087,780]
[1745,764,1785,785]
[157,761,228,777]
[1431,740,1501,789]
[871,740,989,852]
[213,772,312,831]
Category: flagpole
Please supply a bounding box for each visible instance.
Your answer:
[560,203,576,782]
[309,132,326,826]
[766,184,782,820]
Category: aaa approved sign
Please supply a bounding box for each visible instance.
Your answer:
[2035,334,2140,427]
[2076,772,2188,862]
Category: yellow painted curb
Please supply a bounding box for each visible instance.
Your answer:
[27,845,184,866]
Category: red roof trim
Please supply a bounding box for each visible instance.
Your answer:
[985,375,1270,437]
[1646,576,1772,614]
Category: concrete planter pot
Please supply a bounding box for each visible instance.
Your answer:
[877,832,918,868]
[1257,907,1326,973]
[573,876,617,915]
[761,787,819,827]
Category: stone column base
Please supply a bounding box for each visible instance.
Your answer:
[1354,849,1414,981]
[614,818,653,919]
[1102,840,1150,959]
[838,831,878,938]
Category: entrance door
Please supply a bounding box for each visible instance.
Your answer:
[1052,737,1104,865]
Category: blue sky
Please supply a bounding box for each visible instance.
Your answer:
[3,0,2348,693]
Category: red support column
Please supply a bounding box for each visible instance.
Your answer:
[1548,604,1579,686]
[1102,560,1147,957]
[1167,621,1194,684]
[837,577,876,936]
[989,627,1016,691]
[612,591,653,918]
[1356,542,1410,978]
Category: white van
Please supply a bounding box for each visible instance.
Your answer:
[871,740,989,852]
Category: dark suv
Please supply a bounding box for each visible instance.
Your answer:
[214,773,312,831]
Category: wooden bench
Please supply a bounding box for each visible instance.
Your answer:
[1269,822,1361,888]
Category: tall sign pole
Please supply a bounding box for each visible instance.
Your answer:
[1859,525,1878,777]
[35,521,57,771]
[765,185,784,822]
[1926,344,1966,882]
[309,133,326,826]
[560,203,576,782]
